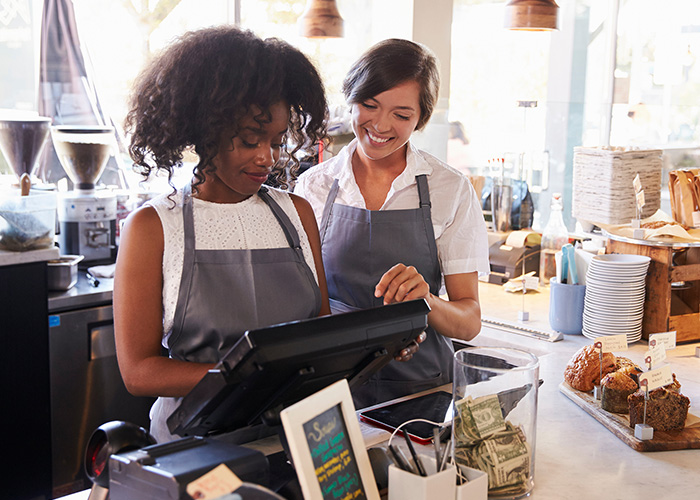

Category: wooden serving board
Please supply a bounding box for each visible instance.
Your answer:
[559,381,700,451]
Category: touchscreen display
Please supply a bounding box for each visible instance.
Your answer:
[359,391,453,441]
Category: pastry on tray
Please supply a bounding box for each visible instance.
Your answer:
[601,371,638,413]
[613,356,643,384]
[641,220,692,231]
[628,375,690,431]
[564,345,616,392]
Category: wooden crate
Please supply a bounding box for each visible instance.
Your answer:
[606,238,700,343]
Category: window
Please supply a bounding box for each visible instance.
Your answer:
[449,0,700,229]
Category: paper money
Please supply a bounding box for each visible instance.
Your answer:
[453,394,532,495]
[454,396,480,446]
[470,394,507,438]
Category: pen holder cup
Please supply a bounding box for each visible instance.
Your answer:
[388,456,455,500]
[548,277,586,335]
[456,464,489,500]
[453,347,539,500]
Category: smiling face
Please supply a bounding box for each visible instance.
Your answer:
[198,101,289,203]
[351,80,422,166]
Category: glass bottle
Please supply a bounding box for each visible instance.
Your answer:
[539,192,569,285]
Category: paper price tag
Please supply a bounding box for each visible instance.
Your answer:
[186,464,242,500]
[633,173,642,193]
[594,334,628,353]
[636,190,645,210]
[644,342,666,368]
[638,364,673,392]
[649,331,676,351]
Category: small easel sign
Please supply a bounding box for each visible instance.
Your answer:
[280,379,380,500]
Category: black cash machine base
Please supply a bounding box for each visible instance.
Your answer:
[165,300,432,499]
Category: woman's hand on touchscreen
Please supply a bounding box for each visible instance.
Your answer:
[375,263,430,362]
[374,263,430,305]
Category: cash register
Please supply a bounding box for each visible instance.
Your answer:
[99,300,431,500]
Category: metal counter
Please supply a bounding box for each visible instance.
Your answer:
[48,272,113,313]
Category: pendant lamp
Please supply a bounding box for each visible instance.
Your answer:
[298,0,344,38]
[505,0,559,31]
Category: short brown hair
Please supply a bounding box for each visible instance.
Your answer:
[342,39,440,131]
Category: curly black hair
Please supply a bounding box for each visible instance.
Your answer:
[124,26,328,193]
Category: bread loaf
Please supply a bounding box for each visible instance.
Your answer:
[628,376,689,431]
[564,345,616,392]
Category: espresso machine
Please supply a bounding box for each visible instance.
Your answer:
[51,125,117,263]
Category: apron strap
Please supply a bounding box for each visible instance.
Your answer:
[257,186,302,249]
[415,175,439,273]
[416,174,431,209]
[172,183,197,351]
[319,178,340,242]
[182,183,196,253]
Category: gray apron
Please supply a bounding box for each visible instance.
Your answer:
[150,185,321,442]
[319,174,453,408]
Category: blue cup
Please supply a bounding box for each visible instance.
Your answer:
[549,277,586,335]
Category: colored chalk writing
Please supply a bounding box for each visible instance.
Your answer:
[303,404,367,500]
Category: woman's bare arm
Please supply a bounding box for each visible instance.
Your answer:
[113,206,214,398]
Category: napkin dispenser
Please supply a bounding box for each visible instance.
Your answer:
[488,230,541,285]
[109,436,269,500]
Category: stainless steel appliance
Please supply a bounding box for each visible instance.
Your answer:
[0,116,52,181]
[51,126,117,263]
[48,276,154,498]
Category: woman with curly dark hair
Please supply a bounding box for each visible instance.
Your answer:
[113,26,330,442]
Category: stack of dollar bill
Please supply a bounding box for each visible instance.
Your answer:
[453,394,531,496]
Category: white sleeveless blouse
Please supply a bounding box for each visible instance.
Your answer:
[146,186,318,342]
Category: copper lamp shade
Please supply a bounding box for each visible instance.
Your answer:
[298,0,344,38]
[505,0,559,31]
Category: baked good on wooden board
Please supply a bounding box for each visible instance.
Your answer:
[601,371,638,413]
[614,357,643,381]
[564,345,617,392]
[628,375,690,431]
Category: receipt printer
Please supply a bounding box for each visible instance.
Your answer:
[488,230,541,285]
[109,436,269,500]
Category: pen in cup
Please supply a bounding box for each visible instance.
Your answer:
[388,443,414,474]
[403,431,427,477]
[439,437,450,472]
[432,428,442,471]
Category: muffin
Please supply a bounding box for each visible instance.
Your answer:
[600,371,638,413]
[564,345,617,392]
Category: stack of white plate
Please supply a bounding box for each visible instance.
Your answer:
[582,254,651,343]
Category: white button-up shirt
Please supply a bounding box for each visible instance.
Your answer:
[295,139,490,277]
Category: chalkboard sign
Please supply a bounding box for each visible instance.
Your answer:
[303,404,366,500]
[281,380,380,500]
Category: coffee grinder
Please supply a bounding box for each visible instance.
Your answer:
[0,116,52,183]
[51,126,117,263]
